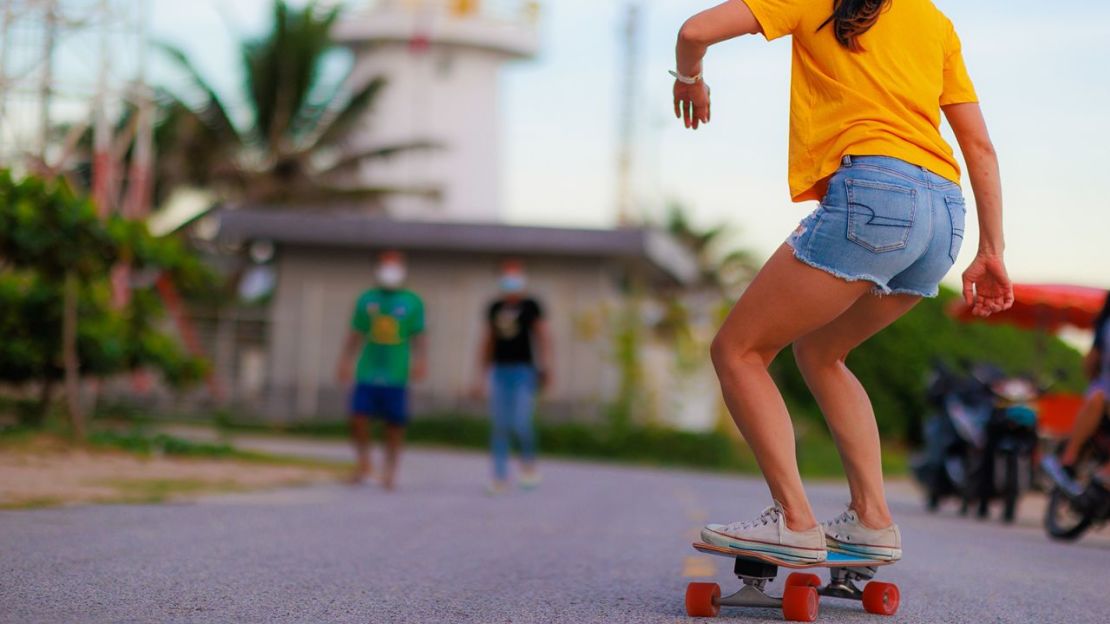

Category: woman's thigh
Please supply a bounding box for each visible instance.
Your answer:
[716,244,874,362]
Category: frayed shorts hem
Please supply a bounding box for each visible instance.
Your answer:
[787,240,937,299]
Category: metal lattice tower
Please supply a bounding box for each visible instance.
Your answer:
[0,0,151,216]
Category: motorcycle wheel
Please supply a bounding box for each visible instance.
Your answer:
[1044,487,1092,541]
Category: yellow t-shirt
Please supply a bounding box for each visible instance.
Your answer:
[741,0,979,202]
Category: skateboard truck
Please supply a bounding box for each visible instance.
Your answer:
[717,558,782,610]
[821,566,877,601]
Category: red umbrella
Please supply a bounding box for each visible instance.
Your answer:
[952,283,1108,332]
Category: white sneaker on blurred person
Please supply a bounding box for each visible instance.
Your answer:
[518,470,542,490]
[486,481,509,496]
[821,508,902,561]
[701,501,827,563]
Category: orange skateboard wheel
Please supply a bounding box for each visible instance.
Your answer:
[785,572,822,588]
[862,581,900,616]
[685,582,721,617]
[782,585,819,622]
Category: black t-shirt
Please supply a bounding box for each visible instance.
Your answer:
[488,297,543,365]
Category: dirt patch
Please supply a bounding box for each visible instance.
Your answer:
[0,436,341,509]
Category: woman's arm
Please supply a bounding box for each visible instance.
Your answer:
[943,102,1014,317]
[674,1,762,129]
[470,325,494,399]
[533,318,554,391]
[336,331,362,385]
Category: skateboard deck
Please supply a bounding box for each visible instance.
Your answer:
[692,541,895,569]
[685,542,899,620]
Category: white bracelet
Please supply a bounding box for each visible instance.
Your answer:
[669,69,702,85]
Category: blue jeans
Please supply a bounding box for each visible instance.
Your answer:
[787,155,966,298]
[489,364,538,480]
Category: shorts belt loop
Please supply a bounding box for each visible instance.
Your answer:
[842,155,852,167]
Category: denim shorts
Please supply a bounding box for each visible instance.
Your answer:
[786,155,967,297]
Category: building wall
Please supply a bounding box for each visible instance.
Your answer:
[342,44,507,222]
[336,2,539,222]
[265,246,623,421]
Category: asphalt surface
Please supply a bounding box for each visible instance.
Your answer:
[2,436,1108,624]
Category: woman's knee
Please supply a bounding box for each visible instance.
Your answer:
[710,329,775,374]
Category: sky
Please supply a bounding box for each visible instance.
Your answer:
[148,0,1110,288]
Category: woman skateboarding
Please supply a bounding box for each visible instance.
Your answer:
[673,0,1014,563]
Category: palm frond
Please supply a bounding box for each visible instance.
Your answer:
[318,141,441,175]
[311,77,387,149]
[252,182,441,207]
[156,42,242,146]
[243,0,341,153]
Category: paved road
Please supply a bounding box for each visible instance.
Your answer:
[2,437,1108,623]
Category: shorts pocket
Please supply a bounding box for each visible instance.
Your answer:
[945,195,967,263]
[845,179,917,253]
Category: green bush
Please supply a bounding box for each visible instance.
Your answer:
[770,288,1085,443]
[210,414,872,477]
[0,170,212,428]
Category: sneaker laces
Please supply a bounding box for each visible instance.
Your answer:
[823,508,856,528]
[722,505,781,532]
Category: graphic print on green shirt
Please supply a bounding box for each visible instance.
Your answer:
[350,288,424,386]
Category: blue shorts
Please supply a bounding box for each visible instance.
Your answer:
[350,384,408,426]
[787,155,966,298]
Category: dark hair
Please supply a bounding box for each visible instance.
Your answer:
[818,0,893,52]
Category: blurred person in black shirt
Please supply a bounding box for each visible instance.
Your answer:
[472,260,552,494]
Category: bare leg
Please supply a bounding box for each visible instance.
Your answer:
[1061,390,1106,466]
[349,416,373,483]
[793,293,921,529]
[382,424,405,491]
[711,244,873,531]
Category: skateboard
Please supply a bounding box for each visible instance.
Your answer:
[685,542,900,621]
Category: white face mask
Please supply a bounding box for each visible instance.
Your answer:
[500,274,526,293]
[377,263,406,288]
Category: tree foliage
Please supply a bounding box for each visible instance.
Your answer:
[663,201,758,294]
[0,171,208,425]
[770,288,1086,443]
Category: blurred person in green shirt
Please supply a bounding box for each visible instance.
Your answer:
[337,250,426,490]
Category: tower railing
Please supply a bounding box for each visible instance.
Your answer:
[362,0,540,27]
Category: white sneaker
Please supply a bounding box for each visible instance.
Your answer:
[821,508,902,561]
[518,471,542,490]
[486,482,509,496]
[701,501,827,563]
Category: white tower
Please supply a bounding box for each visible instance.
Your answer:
[334,0,540,223]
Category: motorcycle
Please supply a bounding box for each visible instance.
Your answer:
[1043,415,1110,541]
[912,362,1041,522]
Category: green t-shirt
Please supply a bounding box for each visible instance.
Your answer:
[350,288,424,386]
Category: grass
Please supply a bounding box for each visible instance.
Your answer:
[136,412,909,479]
[94,478,248,505]
[0,497,64,510]
[0,426,346,510]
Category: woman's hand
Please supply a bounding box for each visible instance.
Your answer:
[962,252,1014,317]
[674,80,711,130]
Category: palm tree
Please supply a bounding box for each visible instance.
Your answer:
[158,0,434,206]
[663,201,758,294]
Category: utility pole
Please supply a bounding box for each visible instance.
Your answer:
[616,2,641,227]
